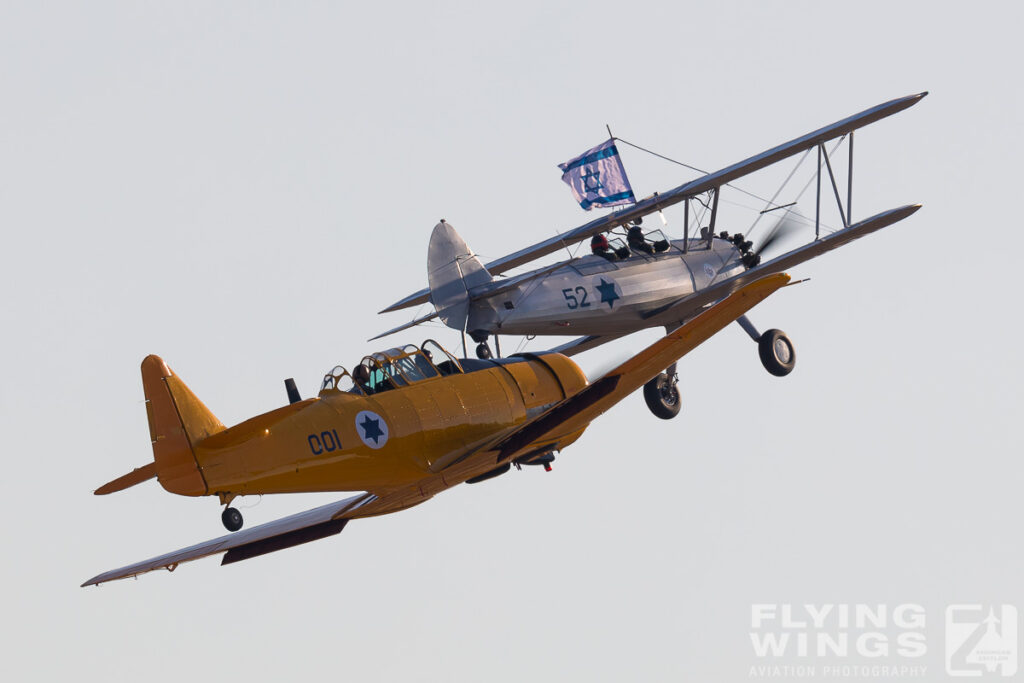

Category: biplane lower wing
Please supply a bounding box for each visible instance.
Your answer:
[81,493,376,586]
[643,204,921,329]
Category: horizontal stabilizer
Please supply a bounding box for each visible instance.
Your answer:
[548,334,624,357]
[95,463,157,495]
[369,311,439,341]
[81,492,376,586]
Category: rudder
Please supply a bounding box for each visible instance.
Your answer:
[427,220,493,332]
[141,355,225,496]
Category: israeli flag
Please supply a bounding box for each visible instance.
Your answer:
[558,139,636,211]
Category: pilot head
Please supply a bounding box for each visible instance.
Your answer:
[591,234,610,252]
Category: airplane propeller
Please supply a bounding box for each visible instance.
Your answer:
[734,213,802,268]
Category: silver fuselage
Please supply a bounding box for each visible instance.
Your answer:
[466,237,746,337]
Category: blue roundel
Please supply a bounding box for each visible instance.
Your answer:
[355,410,389,449]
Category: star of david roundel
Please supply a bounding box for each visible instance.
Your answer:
[355,410,389,449]
[593,277,621,310]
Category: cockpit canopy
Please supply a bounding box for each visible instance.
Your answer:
[320,340,464,396]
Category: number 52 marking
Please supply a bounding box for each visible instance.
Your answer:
[562,286,590,309]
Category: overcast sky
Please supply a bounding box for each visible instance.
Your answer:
[2,2,1021,681]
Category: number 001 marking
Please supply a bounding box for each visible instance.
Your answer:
[308,429,342,455]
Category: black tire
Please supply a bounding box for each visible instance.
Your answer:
[643,373,682,419]
[758,329,796,377]
[221,506,244,532]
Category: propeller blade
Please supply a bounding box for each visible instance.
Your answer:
[756,213,802,259]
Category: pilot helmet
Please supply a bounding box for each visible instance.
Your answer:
[591,234,609,250]
[352,364,370,383]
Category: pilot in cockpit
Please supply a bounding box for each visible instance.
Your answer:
[627,221,655,255]
[590,233,618,262]
[352,364,372,394]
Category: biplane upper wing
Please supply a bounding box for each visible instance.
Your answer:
[83,274,789,586]
[641,204,920,328]
[381,92,926,314]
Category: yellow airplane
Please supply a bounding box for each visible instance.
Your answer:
[85,274,789,586]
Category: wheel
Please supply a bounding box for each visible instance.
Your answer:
[475,342,492,359]
[221,506,244,532]
[758,329,796,377]
[643,373,681,419]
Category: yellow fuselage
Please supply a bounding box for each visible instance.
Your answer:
[180,354,588,500]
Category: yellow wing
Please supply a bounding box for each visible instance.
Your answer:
[350,272,792,518]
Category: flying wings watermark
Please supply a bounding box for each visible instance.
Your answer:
[946,605,1018,677]
[747,603,1018,679]
[558,139,635,211]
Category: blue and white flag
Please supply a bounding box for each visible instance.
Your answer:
[558,139,635,211]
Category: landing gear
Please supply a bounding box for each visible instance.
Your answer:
[737,315,796,377]
[643,364,681,420]
[758,328,796,377]
[221,506,244,532]
[469,329,494,359]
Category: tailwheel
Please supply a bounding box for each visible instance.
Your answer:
[221,506,244,532]
[643,372,681,420]
[758,328,796,377]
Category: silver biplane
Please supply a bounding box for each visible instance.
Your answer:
[376,93,926,418]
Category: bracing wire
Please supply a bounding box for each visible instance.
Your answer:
[616,136,795,213]
[615,134,849,240]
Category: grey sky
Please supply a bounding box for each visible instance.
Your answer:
[1,2,1021,681]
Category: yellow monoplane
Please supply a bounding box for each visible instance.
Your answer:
[84,274,790,586]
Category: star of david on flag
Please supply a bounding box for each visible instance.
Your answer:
[558,139,636,211]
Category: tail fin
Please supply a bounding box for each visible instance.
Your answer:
[141,355,225,496]
[427,220,493,331]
